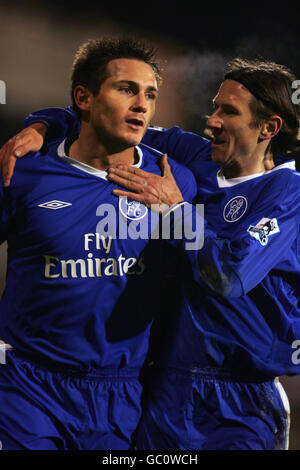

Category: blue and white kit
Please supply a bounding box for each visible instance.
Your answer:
[138,126,300,450]
[23,107,300,450]
[0,131,196,449]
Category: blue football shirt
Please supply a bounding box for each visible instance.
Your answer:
[25,108,300,378]
[144,126,300,378]
[0,136,196,372]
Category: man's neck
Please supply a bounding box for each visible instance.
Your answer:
[223,151,275,179]
[68,131,137,171]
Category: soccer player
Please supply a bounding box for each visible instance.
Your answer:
[0,38,196,450]
[109,58,300,450]
[2,58,300,450]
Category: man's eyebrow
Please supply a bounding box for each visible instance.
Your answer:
[115,80,158,92]
[212,98,239,110]
[146,85,159,93]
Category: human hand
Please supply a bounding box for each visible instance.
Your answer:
[107,154,184,212]
[0,122,46,187]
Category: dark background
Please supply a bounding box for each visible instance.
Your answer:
[0,0,300,449]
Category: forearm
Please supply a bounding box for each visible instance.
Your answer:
[25,106,80,141]
[164,202,298,298]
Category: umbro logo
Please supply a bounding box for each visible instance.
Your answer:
[38,200,72,210]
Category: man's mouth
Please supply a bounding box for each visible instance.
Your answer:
[212,137,226,147]
[126,118,144,130]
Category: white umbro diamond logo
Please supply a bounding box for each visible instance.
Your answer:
[38,200,72,210]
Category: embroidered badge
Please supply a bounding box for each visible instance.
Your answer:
[119,197,148,220]
[247,217,280,246]
[223,196,248,222]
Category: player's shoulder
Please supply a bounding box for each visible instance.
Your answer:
[283,167,300,204]
[147,124,208,140]
[265,161,300,193]
[147,125,211,148]
[26,106,76,122]
[14,149,44,171]
[252,161,300,212]
[11,139,63,192]
[15,138,62,167]
[138,142,162,168]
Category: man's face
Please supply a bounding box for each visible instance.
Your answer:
[88,58,158,150]
[206,79,262,167]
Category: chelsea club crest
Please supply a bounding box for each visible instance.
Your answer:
[223,196,248,223]
[119,197,148,221]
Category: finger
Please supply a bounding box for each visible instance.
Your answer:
[3,156,16,187]
[12,134,38,157]
[1,138,18,186]
[0,138,14,176]
[161,154,171,177]
[112,189,160,208]
[114,164,151,178]
[108,167,148,186]
[108,172,146,192]
[12,127,44,155]
[0,135,21,163]
[112,189,147,201]
[13,144,31,157]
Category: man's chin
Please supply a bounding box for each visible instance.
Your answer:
[121,129,144,146]
[126,135,144,148]
[211,149,227,165]
[112,135,142,151]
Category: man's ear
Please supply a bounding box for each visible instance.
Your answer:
[260,115,283,140]
[73,85,92,112]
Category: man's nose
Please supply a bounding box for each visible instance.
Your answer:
[131,92,148,113]
[206,111,223,129]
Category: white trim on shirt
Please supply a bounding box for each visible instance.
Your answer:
[57,140,143,181]
[217,160,296,188]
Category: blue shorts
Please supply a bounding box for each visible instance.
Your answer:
[0,350,142,450]
[135,366,290,450]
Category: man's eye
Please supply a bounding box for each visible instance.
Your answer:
[119,87,132,94]
[146,93,156,100]
[223,106,238,115]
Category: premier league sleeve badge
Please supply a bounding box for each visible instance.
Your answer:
[247,217,280,246]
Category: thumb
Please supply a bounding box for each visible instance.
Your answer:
[161,153,171,177]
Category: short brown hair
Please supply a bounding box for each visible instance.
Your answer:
[71,37,162,117]
[225,58,300,157]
